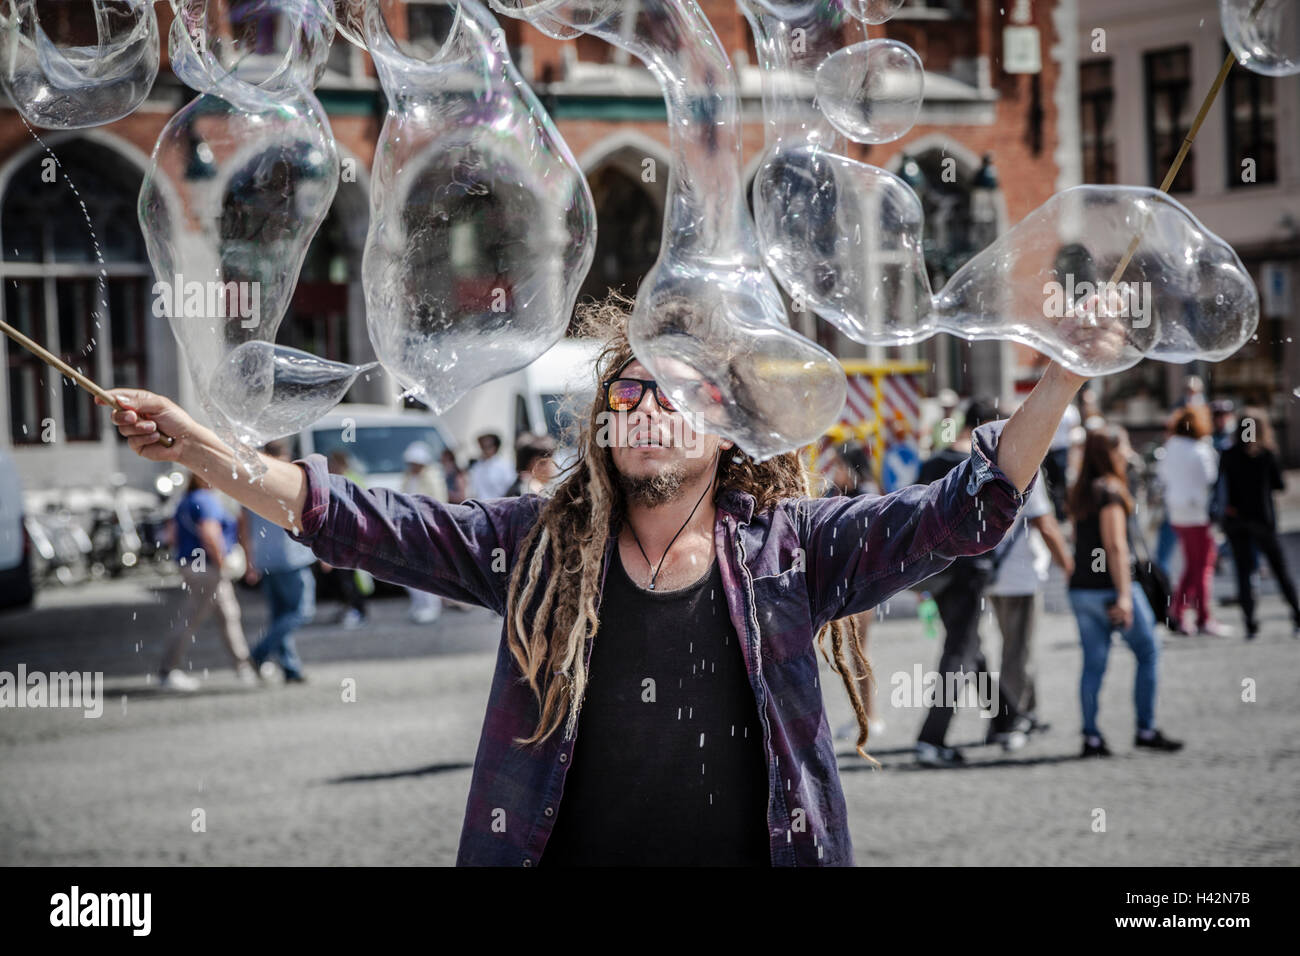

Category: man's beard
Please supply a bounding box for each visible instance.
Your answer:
[616,453,715,507]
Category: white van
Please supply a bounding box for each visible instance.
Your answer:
[298,339,602,482]
[296,405,456,491]
[438,338,603,469]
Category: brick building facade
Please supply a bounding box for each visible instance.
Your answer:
[0,0,1078,491]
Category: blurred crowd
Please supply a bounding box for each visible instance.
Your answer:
[154,429,559,692]
[819,377,1298,766]
[144,382,1299,768]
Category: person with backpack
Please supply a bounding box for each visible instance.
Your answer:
[914,399,1025,766]
[1067,424,1183,758]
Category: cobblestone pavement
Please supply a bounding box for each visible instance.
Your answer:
[1,544,1298,866]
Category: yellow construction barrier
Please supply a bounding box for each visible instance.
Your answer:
[808,360,928,487]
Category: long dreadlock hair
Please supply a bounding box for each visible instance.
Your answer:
[504,291,878,762]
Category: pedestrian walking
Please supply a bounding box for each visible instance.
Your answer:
[1218,407,1300,639]
[468,432,515,499]
[987,465,1072,742]
[507,434,558,496]
[1157,404,1231,636]
[442,447,469,504]
[913,399,1025,765]
[159,472,253,690]
[240,441,318,683]
[1067,424,1183,758]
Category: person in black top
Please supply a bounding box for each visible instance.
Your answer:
[1067,424,1182,758]
[914,399,1025,766]
[1217,407,1300,639]
[539,547,770,866]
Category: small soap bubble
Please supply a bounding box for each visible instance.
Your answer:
[0,0,160,129]
[1221,0,1300,76]
[208,342,376,447]
[847,0,907,25]
[816,40,924,144]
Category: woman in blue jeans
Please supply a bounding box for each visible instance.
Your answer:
[1067,425,1183,758]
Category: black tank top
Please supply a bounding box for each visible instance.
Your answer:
[539,548,771,866]
[1069,479,1131,590]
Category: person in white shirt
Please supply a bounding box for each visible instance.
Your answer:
[401,441,448,624]
[468,432,516,499]
[1043,400,1080,522]
[987,471,1073,746]
[1156,404,1230,637]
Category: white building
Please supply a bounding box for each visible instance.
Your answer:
[1079,0,1300,459]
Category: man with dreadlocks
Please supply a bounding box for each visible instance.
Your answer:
[102,294,1123,867]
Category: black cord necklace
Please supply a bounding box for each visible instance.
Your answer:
[626,459,717,591]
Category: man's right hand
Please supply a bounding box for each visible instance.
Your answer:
[98,386,310,533]
[97,388,202,463]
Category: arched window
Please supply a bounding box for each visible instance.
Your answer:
[577,149,664,322]
[390,155,539,330]
[1,139,151,445]
[282,197,360,369]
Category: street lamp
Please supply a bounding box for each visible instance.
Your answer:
[898,153,927,193]
[184,128,216,181]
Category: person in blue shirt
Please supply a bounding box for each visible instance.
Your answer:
[239,441,318,683]
[161,472,253,691]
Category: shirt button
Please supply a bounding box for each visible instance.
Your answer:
[544,807,554,816]
[559,753,568,763]
[522,858,532,867]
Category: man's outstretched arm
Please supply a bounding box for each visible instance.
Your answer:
[100,387,542,613]
[99,388,309,531]
[995,362,1087,493]
[995,291,1130,491]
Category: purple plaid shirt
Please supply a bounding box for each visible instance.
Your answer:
[290,420,1030,866]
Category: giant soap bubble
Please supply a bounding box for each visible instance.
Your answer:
[932,186,1260,376]
[741,0,933,346]
[0,0,159,128]
[1221,0,1300,76]
[141,0,363,450]
[492,0,846,459]
[169,0,337,100]
[209,342,377,447]
[354,0,596,413]
[815,39,924,144]
[755,144,932,344]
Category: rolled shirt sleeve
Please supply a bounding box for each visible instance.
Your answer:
[289,454,544,614]
[803,419,1035,629]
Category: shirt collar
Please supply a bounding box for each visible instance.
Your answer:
[716,486,756,524]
